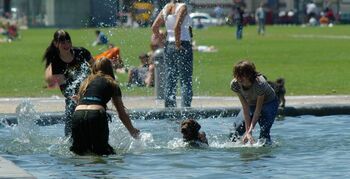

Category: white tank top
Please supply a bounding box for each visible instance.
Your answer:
[162,3,191,42]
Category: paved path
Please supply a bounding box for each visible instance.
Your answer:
[0,95,349,114]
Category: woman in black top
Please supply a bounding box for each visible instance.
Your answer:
[43,29,94,136]
[70,57,140,155]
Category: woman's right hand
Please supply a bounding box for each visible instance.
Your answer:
[130,128,140,139]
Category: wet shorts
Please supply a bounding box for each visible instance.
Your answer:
[70,109,115,155]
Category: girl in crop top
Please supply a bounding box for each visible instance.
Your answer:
[151,0,193,108]
[230,60,278,145]
[70,57,139,156]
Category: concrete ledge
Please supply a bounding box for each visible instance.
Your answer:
[0,156,35,179]
[282,104,350,116]
[2,104,350,126]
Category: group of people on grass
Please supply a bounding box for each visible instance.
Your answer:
[43,0,280,156]
[0,17,19,43]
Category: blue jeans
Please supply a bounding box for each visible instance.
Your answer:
[233,98,279,142]
[257,19,265,35]
[64,97,77,136]
[236,23,243,40]
[164,41,193,107]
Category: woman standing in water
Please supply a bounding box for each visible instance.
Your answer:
[43,29,94,136]
[70,57,140,155]
[230,60,278,145]
[152,0,193,108]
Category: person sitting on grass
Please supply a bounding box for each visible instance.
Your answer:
[127,53,153,87]
[92,30,108,46]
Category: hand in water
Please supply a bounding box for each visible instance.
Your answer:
[242,132,255,144]
[130,128,140,139]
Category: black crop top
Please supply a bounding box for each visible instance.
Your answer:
[79,76,122,109]
[51,47,92,98]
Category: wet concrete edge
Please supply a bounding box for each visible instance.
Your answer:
[2,104,350,126]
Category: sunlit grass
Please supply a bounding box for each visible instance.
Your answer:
[0,25,349,97]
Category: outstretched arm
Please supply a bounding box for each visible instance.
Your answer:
[112,96,140,139]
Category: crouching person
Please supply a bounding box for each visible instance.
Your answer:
[70,57,140,155]
[230,60,278,145]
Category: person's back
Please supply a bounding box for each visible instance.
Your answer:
[163,3,191,42]
[234,7,244,24]
[152,0,194,107]
[79,76,117,109]
[256,7,265,20]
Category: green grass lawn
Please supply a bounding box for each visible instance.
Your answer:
[0,25,349,97]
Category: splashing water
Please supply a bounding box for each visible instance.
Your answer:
[14,100,40,143]
[1,100,71,155]
[63,61,91,97]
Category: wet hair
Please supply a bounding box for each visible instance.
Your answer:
[78,57,117,99]
[233,60,259,83]
[42,29,72,68]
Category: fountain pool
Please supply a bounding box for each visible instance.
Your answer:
[1,112,350,178]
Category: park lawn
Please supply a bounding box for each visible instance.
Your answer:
[0,25,349,97]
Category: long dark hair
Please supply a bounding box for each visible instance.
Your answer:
[42,29,72,68]
[78,57,117,98]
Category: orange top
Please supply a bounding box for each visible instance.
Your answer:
[94,47,124,69]
[94,47,120,61]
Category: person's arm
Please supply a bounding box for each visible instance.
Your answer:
[44,64,65,88]
[152,9,165,41]
[248,95,264,133]
[242,95,264,144]
[174,5,187,49]
[112,96,140,139]
[237,92,256,144]
[237,93,251,132]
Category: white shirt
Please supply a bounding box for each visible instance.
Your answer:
[162,3,191,42]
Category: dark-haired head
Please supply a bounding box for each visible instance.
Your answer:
[93,57,115,80]
[42,29,72,68]
[54,29,71,44]
[233,60,258,83]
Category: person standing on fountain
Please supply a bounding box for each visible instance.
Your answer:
[230,60,278,145]
[70,57,140,155]
[152,0,193,107]
[43,29,94,136]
